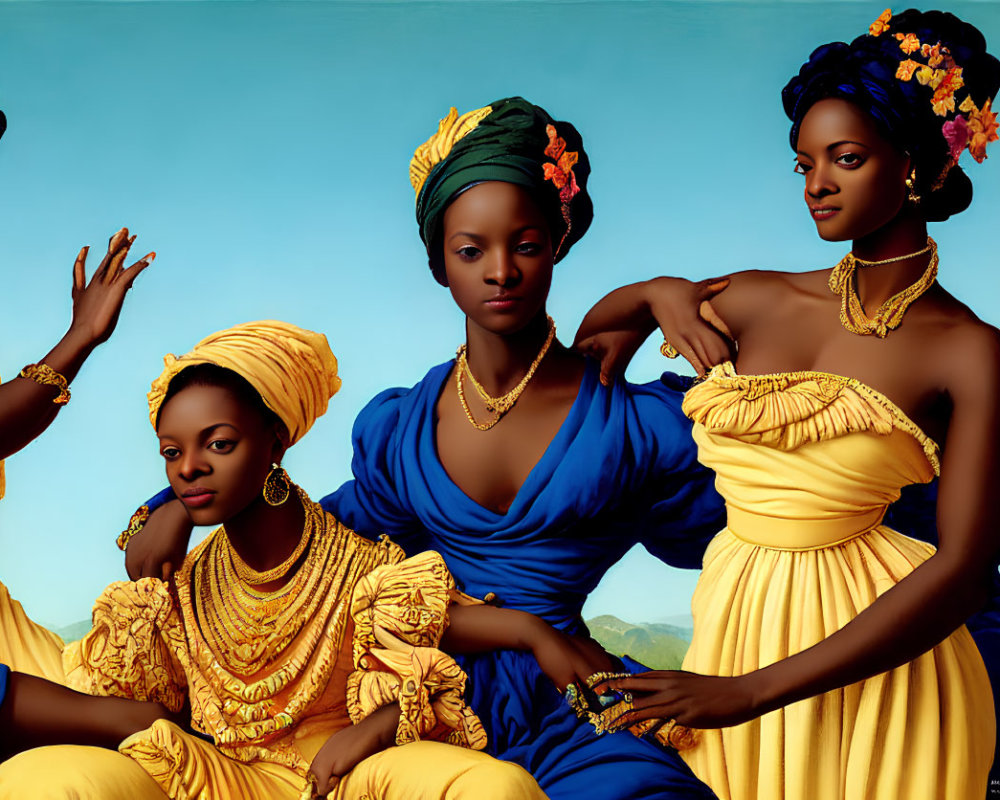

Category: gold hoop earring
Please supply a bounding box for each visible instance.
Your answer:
[263,463,290,506]
[905,169,921,205]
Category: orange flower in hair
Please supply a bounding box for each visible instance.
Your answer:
[869,8,892,37]
[921,41,944,68]
[543,125,581,203]
[895,32,921,55]
[896,60,919,81]
[967,99,999,163]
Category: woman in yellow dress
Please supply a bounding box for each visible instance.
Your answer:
[574,8,999,800]
[0,319,601,799]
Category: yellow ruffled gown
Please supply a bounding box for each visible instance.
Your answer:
[678,363,994,800]
[0,497,543,800]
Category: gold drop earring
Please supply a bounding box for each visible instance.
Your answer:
[905,168,921,205]
[263,462,291,506]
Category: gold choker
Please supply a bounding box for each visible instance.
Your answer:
[829,237,938,338]
[455,316,556,431]
[852,240,933,267]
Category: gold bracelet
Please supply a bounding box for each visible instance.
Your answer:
[117,505,150,551]
[660,340,679,359]
[19,363,71,405]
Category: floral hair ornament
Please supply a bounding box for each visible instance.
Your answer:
[409,105,494,202]
[869,8,999,183]
[542,124,581,257]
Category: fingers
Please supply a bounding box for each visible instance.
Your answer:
[120,252,155,289]
[697,277,730,300]
[699,300,733,341]
[73,246,88,294]
[159,560,174,584]
[103,234,136,284]
[94,227,129,279]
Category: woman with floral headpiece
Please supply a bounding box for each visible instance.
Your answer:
[124,97,728,799]
[575,8,1000,799]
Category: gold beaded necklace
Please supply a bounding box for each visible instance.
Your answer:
[828,237,938,338]
[196,490,325,674]
[455,315,556,431]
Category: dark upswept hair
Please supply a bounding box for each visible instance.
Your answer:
[782,9,1000,221]
[156,363,287,443]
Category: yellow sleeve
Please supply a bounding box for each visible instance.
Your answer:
[63,578,187,712]
[346,550,487,750]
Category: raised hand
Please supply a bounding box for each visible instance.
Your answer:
[68,227,154,350]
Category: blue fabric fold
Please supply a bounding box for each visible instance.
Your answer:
[323,359,723,799]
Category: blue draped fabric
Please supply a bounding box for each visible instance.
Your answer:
[323,359,725,799]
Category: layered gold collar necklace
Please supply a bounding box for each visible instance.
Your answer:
[455,315,556,431]
[828,237,938,338]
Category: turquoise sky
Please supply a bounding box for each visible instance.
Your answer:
[1,1,997,627]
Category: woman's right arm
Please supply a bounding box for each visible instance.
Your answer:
[0,228,152,460]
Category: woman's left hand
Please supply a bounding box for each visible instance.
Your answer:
[593,670,762,729]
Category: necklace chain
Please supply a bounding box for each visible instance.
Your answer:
[852,241,933,267]
[196,488,326,674]
[455,316,556,431]
[828,237,938,338]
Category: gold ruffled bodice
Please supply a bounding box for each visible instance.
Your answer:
[682,362,940,550]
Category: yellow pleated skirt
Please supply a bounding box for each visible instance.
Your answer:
[680,527,995,800]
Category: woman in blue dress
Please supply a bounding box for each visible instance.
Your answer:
[126,97,726,799]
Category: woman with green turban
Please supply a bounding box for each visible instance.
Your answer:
[125,97,724,798]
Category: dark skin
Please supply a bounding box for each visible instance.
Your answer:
[0,228,164,757]
[0,228,153,461]
[433,181,586,514]
[126,182,590,550]
[158,381,609,797]
[575,97,1000,729]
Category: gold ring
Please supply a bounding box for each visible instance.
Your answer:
[660,340,679,359]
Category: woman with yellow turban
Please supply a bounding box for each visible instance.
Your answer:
[0,319,607,799]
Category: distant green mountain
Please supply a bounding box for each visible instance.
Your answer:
[586,614,692,670]
[52,614,692,669]
[52,619,91,644]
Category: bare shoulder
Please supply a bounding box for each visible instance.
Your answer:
[713,268,831,330]
[932,302,1000,398]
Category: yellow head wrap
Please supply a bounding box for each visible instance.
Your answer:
[147,321,341,447]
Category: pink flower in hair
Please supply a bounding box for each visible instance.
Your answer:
[942,115,970,161]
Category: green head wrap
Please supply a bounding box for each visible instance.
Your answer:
[410,97,593,285]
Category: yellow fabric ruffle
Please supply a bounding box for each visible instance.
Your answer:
[147,320,341,445]
[347,551,487,750]
[63,578,187,712]
[682,362,940,474]
[170,510,403,774]
[409,105,493,199]
[677,362,993,800]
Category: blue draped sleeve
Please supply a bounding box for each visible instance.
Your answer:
[321,386,430,555]
[608,373,726,570]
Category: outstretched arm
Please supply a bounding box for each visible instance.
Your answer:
[600,326,1000,729]
[0,228,153,460]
